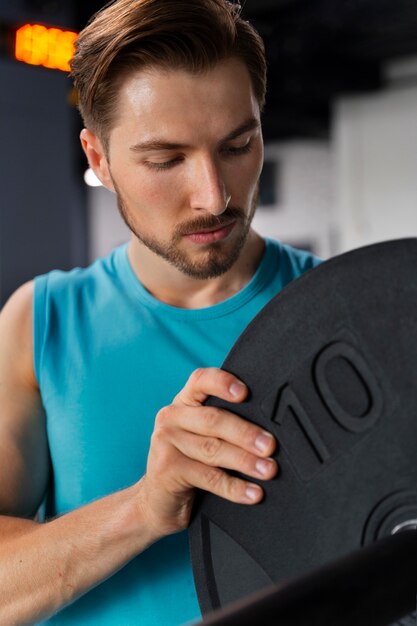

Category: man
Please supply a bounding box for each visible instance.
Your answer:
[0,1,320,624]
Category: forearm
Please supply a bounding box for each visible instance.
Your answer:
[0,482,157,626]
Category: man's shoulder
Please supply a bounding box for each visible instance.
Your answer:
[34,245,125,297]
[266,238,322,279]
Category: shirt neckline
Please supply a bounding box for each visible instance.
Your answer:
[114,237,278,321]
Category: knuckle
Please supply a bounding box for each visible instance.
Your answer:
[154,405,174,430]
[151,416,174,450]
[205,467,223,490]
[223,475,245,502]
[189,367,224,386]
[201,436,222,461]
[150,427,165,448]
[188,368,206,385]
[203,407,222,431]
[230,476,244,498]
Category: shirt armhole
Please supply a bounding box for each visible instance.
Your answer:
[33,274,48,388]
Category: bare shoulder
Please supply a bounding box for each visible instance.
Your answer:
[0,281,49,517]
[0,281,36,388]
[0,280,34,331]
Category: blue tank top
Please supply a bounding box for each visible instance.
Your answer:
[33,238,319,626]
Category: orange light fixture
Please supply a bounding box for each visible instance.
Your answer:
[15,24,77,72]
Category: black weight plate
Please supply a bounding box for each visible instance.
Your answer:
[189,239,417,621]
[195,531,417,626]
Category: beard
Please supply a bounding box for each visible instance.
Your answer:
[112,180,259,280]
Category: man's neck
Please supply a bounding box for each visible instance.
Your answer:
[127,230,265,309]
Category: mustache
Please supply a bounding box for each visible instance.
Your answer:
[175,206,245,237]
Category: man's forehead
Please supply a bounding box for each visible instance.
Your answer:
[113,58,259,138]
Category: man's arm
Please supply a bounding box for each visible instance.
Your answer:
[0,283,277,626]
[0,283,162,625]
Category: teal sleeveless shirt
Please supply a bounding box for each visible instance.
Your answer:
[33,238,319,626]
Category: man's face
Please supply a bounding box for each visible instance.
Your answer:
[105,57,264,279]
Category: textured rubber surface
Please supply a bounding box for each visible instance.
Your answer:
[192,531,417,626]
[189,239,417,620]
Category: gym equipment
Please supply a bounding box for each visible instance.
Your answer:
[193,530,416,626]
[189,239,417,625]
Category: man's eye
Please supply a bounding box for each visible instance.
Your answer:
[145,157,183,171]
[222,140,252,156]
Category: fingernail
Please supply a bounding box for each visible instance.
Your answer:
[246,484,262,501]
[255,431,274,452]
[256,458,274,476]
[229,381,246,398]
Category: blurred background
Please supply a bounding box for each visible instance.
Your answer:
[1,0,417,306]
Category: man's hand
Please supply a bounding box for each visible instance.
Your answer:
[137,367,278,539]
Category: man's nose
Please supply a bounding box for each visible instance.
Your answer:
[189,158,230,216]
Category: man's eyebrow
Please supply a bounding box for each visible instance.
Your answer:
[129,139,187,153]
[222,117,260,143]
[129,117,261,153]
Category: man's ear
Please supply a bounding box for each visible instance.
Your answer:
[80,129,115,192]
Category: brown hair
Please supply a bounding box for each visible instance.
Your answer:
[70,0,266,148]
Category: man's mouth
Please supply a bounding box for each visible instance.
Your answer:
[183,220,237,244]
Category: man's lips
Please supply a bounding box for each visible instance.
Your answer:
[183,220,237,244]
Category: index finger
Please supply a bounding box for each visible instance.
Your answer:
[173,367,248,408]
[171,404,277,459]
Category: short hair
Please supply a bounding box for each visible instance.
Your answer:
[70,0,267,148]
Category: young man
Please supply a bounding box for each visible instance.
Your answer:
[0,1,319,624]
